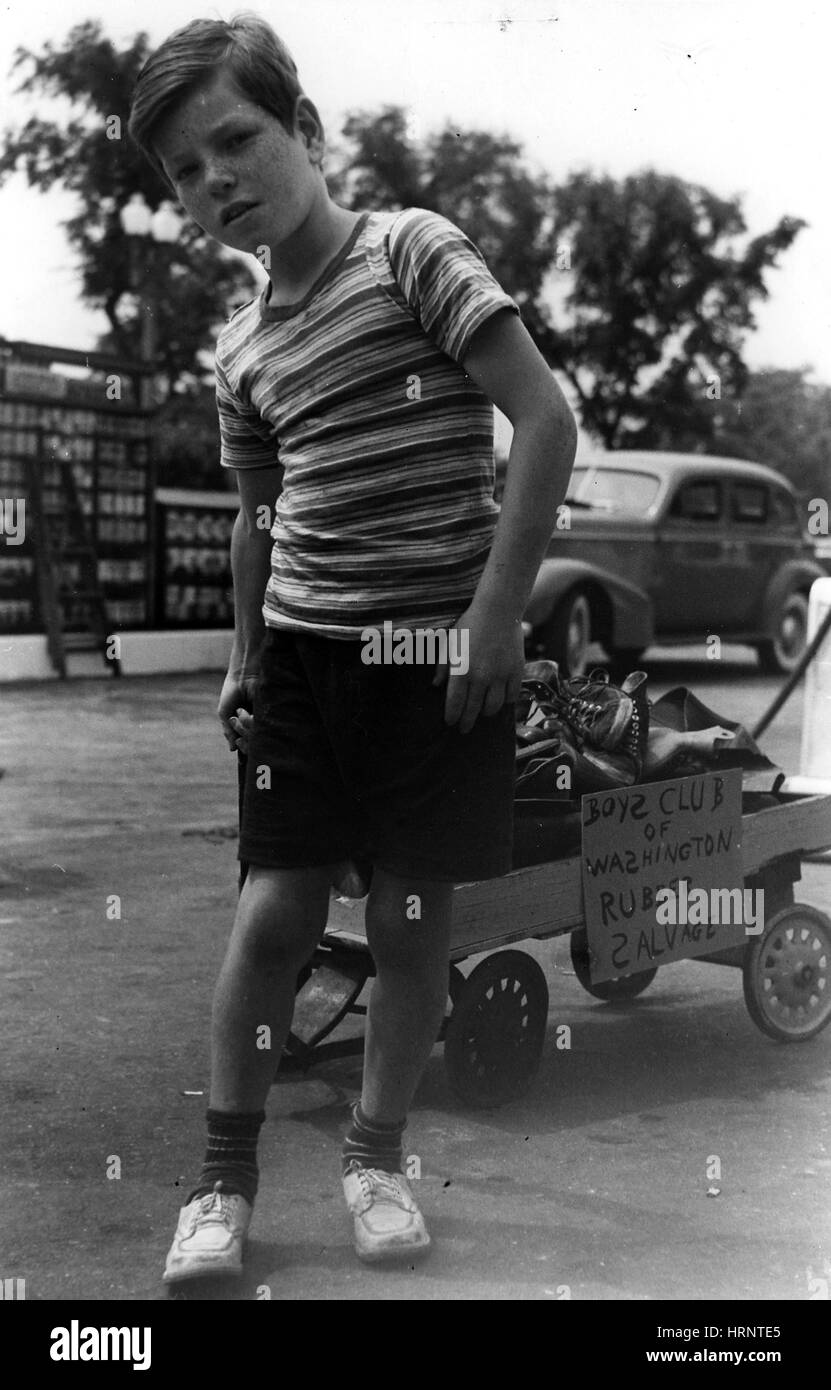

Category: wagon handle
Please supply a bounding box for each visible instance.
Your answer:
[751,602,831,741]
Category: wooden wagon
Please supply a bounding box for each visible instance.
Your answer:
[277,783,831,1107]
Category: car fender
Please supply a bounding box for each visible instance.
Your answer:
[524,558,654,649]
[757,559,826,635]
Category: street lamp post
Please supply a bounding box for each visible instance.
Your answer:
[117,194,184,628]
[118,192,182,407]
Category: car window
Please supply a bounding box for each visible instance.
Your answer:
[769,486,801,533]
[668,479,723,522]
[565,467,661,514]
[731,483,769,524]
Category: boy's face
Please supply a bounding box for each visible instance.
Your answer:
[153,68,322,255]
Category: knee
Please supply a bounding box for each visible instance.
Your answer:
[234,867,329,969]
[365,888,451,974]
[366,918,419,973]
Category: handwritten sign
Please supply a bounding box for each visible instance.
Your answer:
[581,770,744,982]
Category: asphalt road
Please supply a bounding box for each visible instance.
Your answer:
[1,642,829,1302]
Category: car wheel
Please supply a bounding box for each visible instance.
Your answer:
[535,589,592,677]
[757,591,809,675]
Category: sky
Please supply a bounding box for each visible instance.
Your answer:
[1,0,829,391]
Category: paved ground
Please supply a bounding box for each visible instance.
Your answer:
[1,646,830,1301]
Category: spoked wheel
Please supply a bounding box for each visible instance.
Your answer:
[570,928,657,1001]
[444,949,549,1107]
[743,904,831,1041]
[448,963,466,1007]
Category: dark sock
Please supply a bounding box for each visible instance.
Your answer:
[341,1101,406,1176]
[185,1108,265,1206]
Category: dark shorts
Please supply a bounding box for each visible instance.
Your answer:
[239,628,516,883]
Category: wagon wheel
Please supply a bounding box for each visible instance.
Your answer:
[570,928,657,1001]
[447,963,466,1007]
[444,950,549,1108]
[743,904,831,1042]
[295,963,313,992]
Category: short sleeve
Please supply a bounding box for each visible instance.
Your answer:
[215,357,279,471]
[387,208,519,364]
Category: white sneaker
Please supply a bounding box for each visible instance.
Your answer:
[342,1163,431,1263]
[163,1182,252,1283]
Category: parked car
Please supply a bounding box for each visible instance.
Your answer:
[524,451,824,676]
[812,537,831,576]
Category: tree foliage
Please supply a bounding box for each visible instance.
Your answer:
[1,31,814,482]
[0,21,257,395]
[545,170,806,449]
[151,383,236,492]
[327,106,557,346]
[711,368,831,503]
[330,115,807,452]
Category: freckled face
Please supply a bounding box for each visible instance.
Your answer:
[153,68,321,253]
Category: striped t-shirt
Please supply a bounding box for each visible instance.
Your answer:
[215,206,519,636]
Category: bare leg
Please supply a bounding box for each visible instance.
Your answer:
[209,862,336,1112]
[360,869,454,1122]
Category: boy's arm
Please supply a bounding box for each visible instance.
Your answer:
[218,465,283,751]
[439,308,577,733]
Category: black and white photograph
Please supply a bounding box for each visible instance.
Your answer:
[1,0,829,1347]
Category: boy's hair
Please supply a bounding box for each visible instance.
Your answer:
[128,12,303,182]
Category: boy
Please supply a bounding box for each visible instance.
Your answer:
[128,11,576,1281]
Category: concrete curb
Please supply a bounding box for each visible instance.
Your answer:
[1,630,234,681]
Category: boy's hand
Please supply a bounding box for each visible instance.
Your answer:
[433,604,524,733]
[227,706,255,755]
[218,670,258,753]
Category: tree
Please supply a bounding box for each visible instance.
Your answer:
[0,21,257,395]
[152,383,236,492]
[544,170,806,449]
[710,368,831,504]
[2,44,812,478]
[329,120,806,454]
[327,106,557,345]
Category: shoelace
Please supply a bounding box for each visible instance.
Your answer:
[521,673,645,761]
[569,692,642,761]
[190,1186,235,1230]
[354,1167,409,1207]
[520,680,567,728]
[564,694,604,730]
[529,684,605,745]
